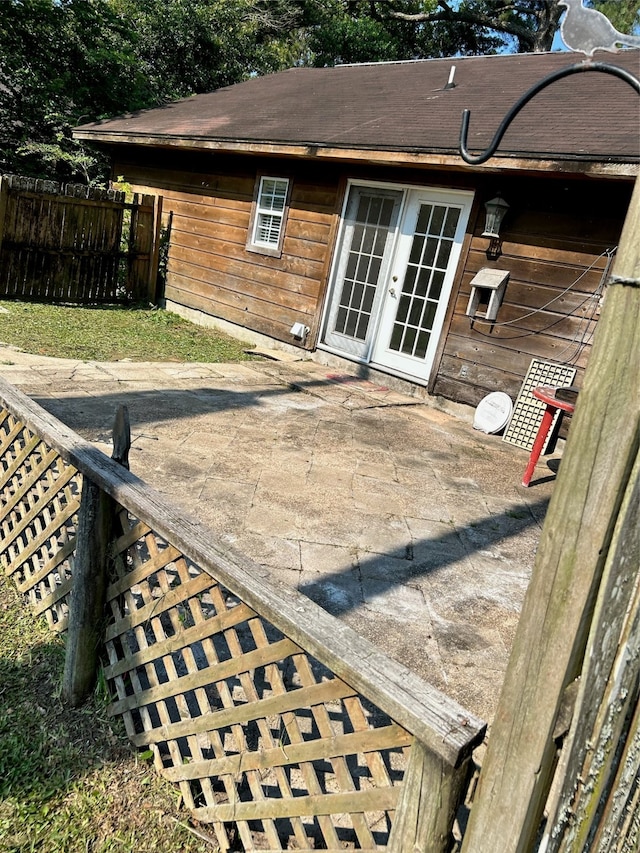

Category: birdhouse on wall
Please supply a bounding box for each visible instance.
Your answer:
[466,268,510,322]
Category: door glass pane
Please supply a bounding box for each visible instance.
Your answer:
[431,205,445,234]
[356,315,369,339]
[415,204,432,233]
[355,197,369,222]
[389,202,461,360]
[409,235,424,265]
[423,238,438,268]
[356,255,370,282]
[436,240,453,269]
[390,323,403,351]
[409,299,423,326]
[415,330,430,359]
[423,301,437,330]
[363,286,375,313]
[362,228,375,255]
[380,198,395,228]
[415,268,431,298]
[369,197,382,222]
[430,270,445,300]
[403,326,417,354]
[397,295,410,323]
[443,208,460,238]
[374,229,388,256]
[402,266,417,294]
[345,253,357,279]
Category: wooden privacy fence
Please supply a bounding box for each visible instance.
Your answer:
[0,376,485,852]
[0,175,158,304]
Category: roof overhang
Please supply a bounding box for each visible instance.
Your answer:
[73,129,639,179]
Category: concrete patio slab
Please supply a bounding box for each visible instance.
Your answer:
[0,345,563,730]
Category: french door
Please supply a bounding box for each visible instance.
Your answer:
[323,186,403,359]
[323,183,473,384]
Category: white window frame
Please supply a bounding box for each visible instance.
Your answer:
[247,175,291,257]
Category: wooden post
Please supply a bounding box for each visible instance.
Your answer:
[0,176,9,258]
[542,449,640,851]
[111,404,131,470]
[148,194,163,304]
[126,193,156,301]
[388,739,472,853]
[460,176,640,852]
[62,406,131,706]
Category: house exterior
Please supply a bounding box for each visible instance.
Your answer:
[75,50,639,408]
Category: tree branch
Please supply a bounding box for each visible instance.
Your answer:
[374,1,537,49]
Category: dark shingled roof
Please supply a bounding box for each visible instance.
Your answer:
[75,50,640,164]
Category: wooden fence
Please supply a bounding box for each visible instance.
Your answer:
[0,175,157,303]
[0,376,485,852]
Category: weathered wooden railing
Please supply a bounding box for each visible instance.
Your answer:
[0,376,486,852]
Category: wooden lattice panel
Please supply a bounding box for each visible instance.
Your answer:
[0,407,81,631]
[103,507,412,851]
[0,384,486,853]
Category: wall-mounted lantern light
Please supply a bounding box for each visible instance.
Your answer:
[482,194,509,259]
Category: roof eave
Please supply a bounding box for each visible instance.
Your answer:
[73,129,640,179]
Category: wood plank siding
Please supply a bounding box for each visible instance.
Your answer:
[111,148,632,409]
[433,176,632,406]
[112,151,340,345]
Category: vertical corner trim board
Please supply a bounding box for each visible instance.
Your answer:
[502,359,577,453]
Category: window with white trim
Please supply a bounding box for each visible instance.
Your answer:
[249,176,290,253]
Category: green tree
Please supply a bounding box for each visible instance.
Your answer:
[0,0,304,181]
[2,0,637,181]
[589,0,640,35]
[110,0,306,101]
[0,0,151,180]
[302,0,640,61]
[300,0,501,65]
[366,0,562,53]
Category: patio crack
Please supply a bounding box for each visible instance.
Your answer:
[347,400,426,412]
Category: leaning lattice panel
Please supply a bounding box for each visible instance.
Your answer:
[502,359,577,452]
[0,407,81,631]
[103,507,412,850]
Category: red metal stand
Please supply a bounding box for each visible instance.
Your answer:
[522,387,576,487]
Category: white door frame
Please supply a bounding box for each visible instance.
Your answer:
[320,180,473,386]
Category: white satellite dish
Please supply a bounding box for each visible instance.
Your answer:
[473,392,513,434]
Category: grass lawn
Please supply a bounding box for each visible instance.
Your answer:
[0,300,246,850]
[0,572,216,852]
[0,301,255,363]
